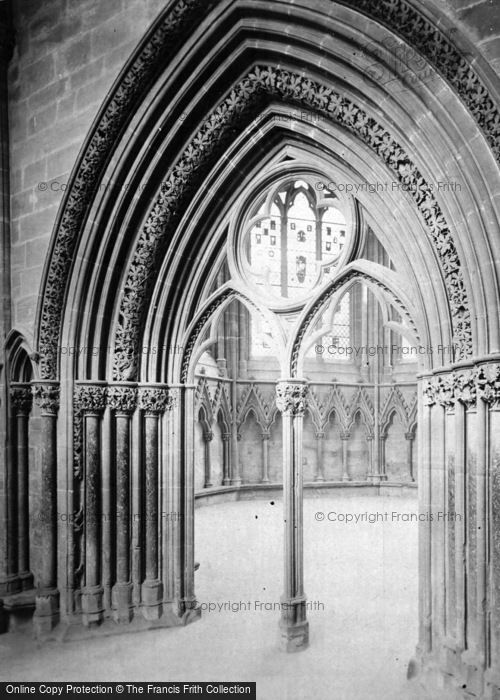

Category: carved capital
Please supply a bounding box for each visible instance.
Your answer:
[315,431,325,439]
[138,387,170,414]
[340,431,350,441]
[423,374,455,408]
[405,432,415,441]
[275,381,308,417]
[454,368,477,408]
[33,382,60,416]
[74,384,107,413]
[477,363,500,405]
[10,385,33,415]
[261,431,270,441]
[107,385,138,413]
[203,430,213,442]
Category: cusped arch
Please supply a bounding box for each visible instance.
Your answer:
[289,264,422,377]
[178,284,286,384]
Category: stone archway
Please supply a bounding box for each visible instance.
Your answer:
[4,2,498,697]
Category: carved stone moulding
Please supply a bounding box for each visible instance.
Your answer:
[113,67,472,381]
[37,0,500,382]
[275,381,308,417]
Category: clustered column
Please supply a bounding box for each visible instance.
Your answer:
[276,379,309,652]
[32,381,60,637]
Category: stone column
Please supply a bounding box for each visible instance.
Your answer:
[405,432,415,482]
[75,384,107,627]
[419,382,433,655]
[314,431,325,482]
[222,432,231,485]
[340,431,350,482]
[261,431,270,484]
[11,385,33,591]
[276,380,309,652]
[108,385,137,624]
[138,387,170,620]
[32,381,60,636]
[477,364,500,696]
[379,434,388,481]
[179,385,198,617]
[203,429,213,488]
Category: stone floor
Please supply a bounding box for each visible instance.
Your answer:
[0,491,431,699]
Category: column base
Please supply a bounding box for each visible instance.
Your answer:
[314,476,325,482]
[19,571,34,591]
[204,482,213,489]
[341,474,350,482]
[222,478,231,486]
[279,618,309,653]
[141,580,163,620]
[81,585,104,627]
[33,588,60,638]
[112,582,133,624]
[0,575,22,596]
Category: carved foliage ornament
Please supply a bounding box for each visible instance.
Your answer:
[138,387,171,413]
[33,383,60,415]
[275,382,308,416]
[74,385,107,412]
[40,0,499,380]
[114,67,471,380]
[421,365,500,407]
[10,386,33,414]
[107,385,138,413]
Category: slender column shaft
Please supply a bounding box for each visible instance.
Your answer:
[138,386,170,619]
[222,433,231,485]
[181,386,197,615]
[32,382,60,636]
[405,433,414,482]
[203,430,213,488]
[341,432,349,482]
[476,397,488,665]
[455,401,466,650]
[9,386,33,592]
[276,380,309,652]
[108,385,137,624]
[314,432,325,482]
[419,391,432,654]
[261,432,270,483]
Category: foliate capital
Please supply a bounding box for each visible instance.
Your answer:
[275,381,308,416]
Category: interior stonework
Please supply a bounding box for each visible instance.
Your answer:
[1,1,500,698]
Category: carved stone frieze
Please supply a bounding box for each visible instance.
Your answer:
[275,382,308,417]
[74,384,107,412]
[138,387,171,414]
[107,385,138,413]
[422,364,500,408]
